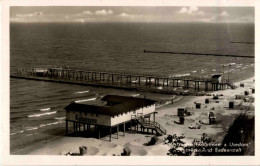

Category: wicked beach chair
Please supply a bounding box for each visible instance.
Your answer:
[209,112,216,125]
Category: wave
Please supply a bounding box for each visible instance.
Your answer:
[132,94,140,97]
[45,121,65,126]
[10,130,24,136]
[75,97,97,103]
[40,107,51,111]
[54,117,66,120]
[26,127,38,131]
[174,73,191,77]
[11,120,65,136]
[75,90,90,94]
[28,111,57,118]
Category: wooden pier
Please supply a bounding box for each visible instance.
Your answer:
[10,67,235,95]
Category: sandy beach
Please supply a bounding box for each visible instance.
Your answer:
[11,76,254,156]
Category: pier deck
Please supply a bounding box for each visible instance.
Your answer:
[10,67,235,95]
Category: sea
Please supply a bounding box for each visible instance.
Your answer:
[9,22,254,152]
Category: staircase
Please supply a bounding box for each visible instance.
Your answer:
[131,114,167,136]
[225,80,237,89]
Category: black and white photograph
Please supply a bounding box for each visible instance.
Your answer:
[1,0,259,165]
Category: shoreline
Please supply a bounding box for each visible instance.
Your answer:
[10,75,255,155]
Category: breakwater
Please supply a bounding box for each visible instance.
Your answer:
[143,50,254,58]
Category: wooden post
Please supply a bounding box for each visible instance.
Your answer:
[130,121,132,132]
[98,126,101,139]
[73,122,75,134]
[117,125,119,139]
[75,123,78,135]
[123,123,125,136]
[109,127,112,142]
[66,120,68,135]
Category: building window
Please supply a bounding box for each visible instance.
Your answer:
[96,114,98,117]
[133,111,136,114]
[91,113,93,116]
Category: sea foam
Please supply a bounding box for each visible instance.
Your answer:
[75,90,90,94]
[28,111,57,118]
[40,107,51,111]
[75,97,97,103]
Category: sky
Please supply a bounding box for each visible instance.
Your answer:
[10,6,254,23]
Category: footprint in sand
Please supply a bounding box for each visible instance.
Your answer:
[100,142,117,148]
[131,148,148,156]
[185,119,195,123]
[87,146,99,155]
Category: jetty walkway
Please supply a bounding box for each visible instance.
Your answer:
[10,67,235,95]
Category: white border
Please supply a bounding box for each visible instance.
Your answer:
[1,0,259,165]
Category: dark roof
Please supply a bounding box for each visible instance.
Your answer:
[65,95,157,116]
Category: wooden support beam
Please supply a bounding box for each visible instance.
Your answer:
[123,123,125,136]
[73,122,75,134]
[109,127,112,142]
[75,123,78,135]
[98,126,101,139]
[130,121,132,132]
[66,120,68,135]
[117,125,119,139]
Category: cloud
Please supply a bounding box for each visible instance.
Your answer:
[220,11,229,17]
[119,13,129,17]
[178,7,188,14]
[82,10,93,15]
[95,9,113,15]
[178,6,204,16]
[188,6,198,14]
[197,11,205,16]
[15,12,43,17]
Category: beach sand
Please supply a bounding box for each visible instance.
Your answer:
[12,77,255,156]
